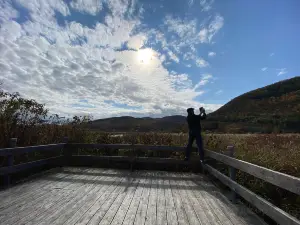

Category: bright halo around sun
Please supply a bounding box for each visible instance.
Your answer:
[137,48,153,64]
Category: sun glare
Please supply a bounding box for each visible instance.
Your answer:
[137,48,153,64]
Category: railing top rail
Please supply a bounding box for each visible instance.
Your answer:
[0,143,65,156]
[205,149,300,195]
[67,143,187,151]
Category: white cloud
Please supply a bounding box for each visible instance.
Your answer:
[261,67,268,71]
[0,1,19,23]
[70,0,103,15]
[270,53,275,57]
[198,15,224,43]
[198,28,208,43]
[167,50,180,63]
[194,74,213,90]
[208,52,216,57]
[0,0,222,118]
[127,34,146,50]
[200,0,214,11]
[207,14,224,42]
[16,0,70,20]
[215,90,223,95]
[202,74,213,80]
[159,13,224,63]
[277,68,287,76]
[188,0,194,7]
[164,15,197,39]
[195,58,209,68]
[0,20,23,41]
[183,52,195,61]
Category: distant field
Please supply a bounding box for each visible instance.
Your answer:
[106,132,300,177]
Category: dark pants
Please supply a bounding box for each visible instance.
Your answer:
[185,130,204,160]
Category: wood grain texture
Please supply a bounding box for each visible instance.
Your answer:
[0,167,269,225]
[204,164,300,225]
[0,156,62,175]
[0,143,65,156]
[205,149,300,195]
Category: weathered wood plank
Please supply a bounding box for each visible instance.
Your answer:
[169,173,190,225]
[24,169,96,225]
[35,170,102,225]
[165,174,179,225]
[0,167,76,198]
[0,168,74,204]
[121,172,148,225]
[75,173,128,225]
[51,170,115,225]
[60,170,120,225]
[24,190,77,225]
[0,171,70,210]
[133,171,152,225]
[87,175,133,225]
[188,175,224,225]
[174,173,201,225]
[0,156,62,175]
[99,173,141,225]
[212,190,268,225]
[205,150,300,195]
[204,164,300,225]
[109,173,142,225]
[1,189,73,225]
[145,172,158,225]
[0,189,50,222]
[195,178,247,225]
[179,172,220,225]
[0,143,65,156]
[188,173,233,225]
[156,172,167,225]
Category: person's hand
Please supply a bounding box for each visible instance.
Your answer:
[199,107,205,113]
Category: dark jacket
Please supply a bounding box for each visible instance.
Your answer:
[186,112,206,132]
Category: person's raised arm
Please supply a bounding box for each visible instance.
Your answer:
[199,107,206,120]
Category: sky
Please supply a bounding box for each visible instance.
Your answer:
[0,0,299,119]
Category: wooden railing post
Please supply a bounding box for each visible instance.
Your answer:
[4,138,17,186]
[227,145,237,203]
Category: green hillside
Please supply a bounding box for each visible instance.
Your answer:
[207,76,300,133]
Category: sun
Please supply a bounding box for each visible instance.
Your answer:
[137,48,153,64]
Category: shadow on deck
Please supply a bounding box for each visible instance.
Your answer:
[0,167,266,225]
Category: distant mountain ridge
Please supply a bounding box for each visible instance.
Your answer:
[87,77,300,133]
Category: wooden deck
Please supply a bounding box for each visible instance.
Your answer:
[0,167,267,225]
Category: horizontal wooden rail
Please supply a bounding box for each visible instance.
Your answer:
[0,143,65,156]
[205,149,300,195]
[204,164,300,225]
[70,155,197,165]
[0,156,62,175]
[0,138,67,187]
[67,143,188,151]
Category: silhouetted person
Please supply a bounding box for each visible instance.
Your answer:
[185,107,206,162]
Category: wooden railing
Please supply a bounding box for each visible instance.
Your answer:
[0,138,300,225]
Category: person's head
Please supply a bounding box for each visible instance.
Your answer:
[187,108,194,115]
